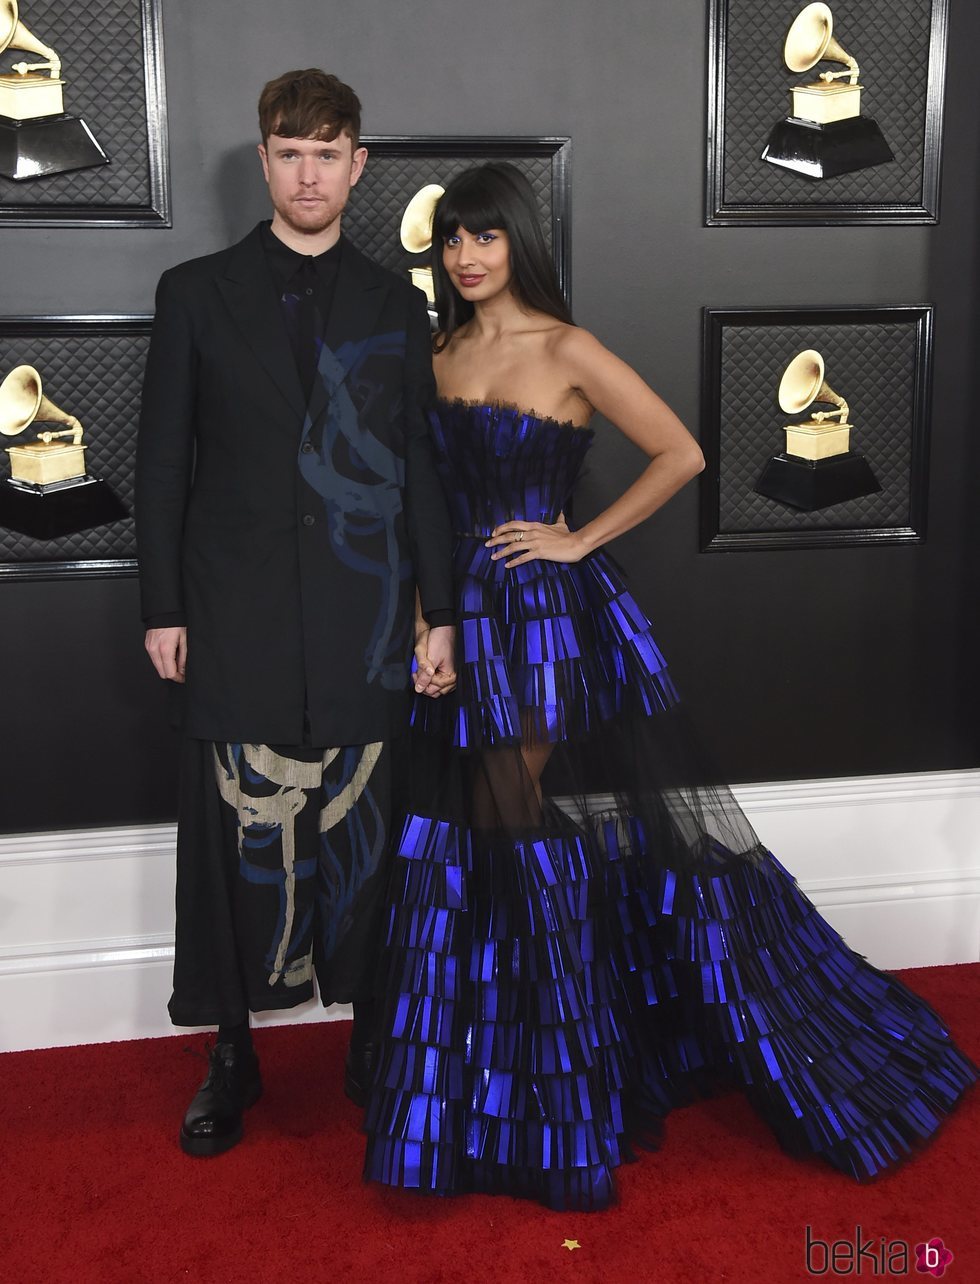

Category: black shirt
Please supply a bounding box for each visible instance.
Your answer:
[260,221,341,404]
[260,219,341,317]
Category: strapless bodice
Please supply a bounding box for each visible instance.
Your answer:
[427,399,594,535]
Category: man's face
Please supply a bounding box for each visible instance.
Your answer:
[257,130,368,236]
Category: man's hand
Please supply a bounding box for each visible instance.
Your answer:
[145,626,187,683]
[414,624,457,698]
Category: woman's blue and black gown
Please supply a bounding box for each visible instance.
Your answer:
[363,400,976,1210]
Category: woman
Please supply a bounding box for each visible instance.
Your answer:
[363,163,976,1210]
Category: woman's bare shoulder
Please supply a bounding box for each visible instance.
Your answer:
[550,323,603,354]
[549,324,615,380]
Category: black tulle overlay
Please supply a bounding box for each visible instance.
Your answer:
[362,401,977,1210]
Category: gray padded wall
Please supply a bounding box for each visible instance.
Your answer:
[714,315,923,537]
[720,0,934,209]
[2,0,978,830]
[0,0,153,211]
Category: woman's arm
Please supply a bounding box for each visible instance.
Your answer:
[488,327,704,568]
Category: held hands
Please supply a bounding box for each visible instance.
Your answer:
[486,516,587,569]
[414,623,457,698]
[145,626,187,683]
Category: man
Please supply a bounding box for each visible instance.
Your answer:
[136,69,455,1157]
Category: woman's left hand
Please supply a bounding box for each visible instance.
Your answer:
[486,517,587,568]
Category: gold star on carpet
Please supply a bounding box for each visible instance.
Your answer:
[561,1239,581,1252]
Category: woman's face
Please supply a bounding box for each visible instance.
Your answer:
[442,226,513,303]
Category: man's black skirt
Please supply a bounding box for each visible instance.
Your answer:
[168,737,400,1027]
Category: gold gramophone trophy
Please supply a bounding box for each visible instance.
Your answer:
[400,183,445,315]
[754,350,881,510]
[761,3,893,179]
[0,364,126,538]
[0,0,108,180]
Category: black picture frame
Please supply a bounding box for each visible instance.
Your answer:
[0,314,151,579]
[706,0,949,225]
[346,135,571,303]
[0,0,170,227]
[700,306,932,550]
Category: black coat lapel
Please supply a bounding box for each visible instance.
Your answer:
[215,226,306,420]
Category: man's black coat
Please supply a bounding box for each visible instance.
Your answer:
[135,225,454,746]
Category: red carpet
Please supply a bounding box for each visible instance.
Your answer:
[1,963,977,1284]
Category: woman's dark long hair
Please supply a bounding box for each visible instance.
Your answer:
[430,162,573,351]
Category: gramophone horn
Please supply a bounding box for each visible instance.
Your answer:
[784,3,857,78]
[0,0,61,75]
[0,364,81,437]
[778,350,848,422]
[0,363,42,435]
[400,184,445,254]
[778,350,824,413]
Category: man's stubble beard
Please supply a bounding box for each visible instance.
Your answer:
[276,193,348,238]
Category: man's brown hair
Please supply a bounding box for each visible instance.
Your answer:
[258,69,362,146]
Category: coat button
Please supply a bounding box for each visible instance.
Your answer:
[302,514,315,527]
[301,442,314,453]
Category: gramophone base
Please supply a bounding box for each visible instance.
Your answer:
[754,453,881,512]
[761,115,894,179]
[0,476,128,539]
[0,113,109,181]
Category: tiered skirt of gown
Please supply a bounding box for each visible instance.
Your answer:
[362,399,976,1210]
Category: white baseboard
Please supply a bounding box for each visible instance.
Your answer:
[1,769,977,1053]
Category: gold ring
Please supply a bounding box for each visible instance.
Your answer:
[517,530,525,542]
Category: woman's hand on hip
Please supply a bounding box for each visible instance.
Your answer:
[486,518,588,569]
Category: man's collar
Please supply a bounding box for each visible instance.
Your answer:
[259,219,343,268]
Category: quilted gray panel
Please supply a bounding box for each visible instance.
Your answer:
[720,0,934,207]
[0,0,151,207]
[0,324,149,564]
[345,151,557,280]
[717,319,920,533]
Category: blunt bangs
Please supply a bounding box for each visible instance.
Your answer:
[432,174,512,243]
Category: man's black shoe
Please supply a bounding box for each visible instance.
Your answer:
[344,1041,376,1108]
[179,1042,262,1157]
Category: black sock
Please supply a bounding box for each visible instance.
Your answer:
[351,1000,377,1052]
[217,1018,253,1056]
